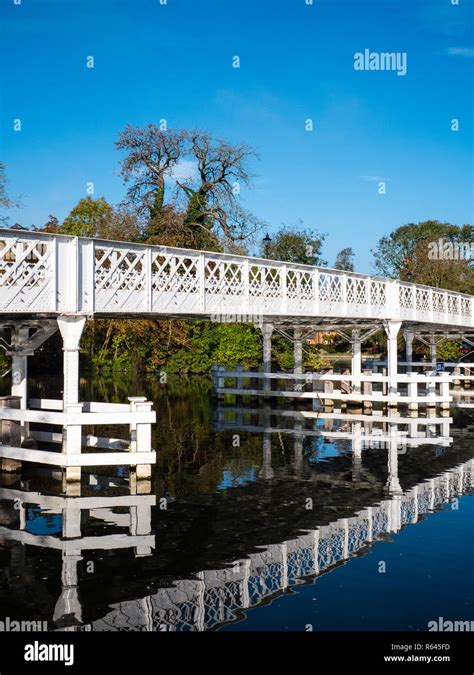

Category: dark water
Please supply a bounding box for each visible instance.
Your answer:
[0,373,473,632]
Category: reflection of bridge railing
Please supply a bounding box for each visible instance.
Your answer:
[212,367,452,409]
[214,407,453,449]
[1,229,472,328]
[0,476,155,627]
[81,459,473,632]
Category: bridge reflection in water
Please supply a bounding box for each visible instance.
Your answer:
[0,403,472,632]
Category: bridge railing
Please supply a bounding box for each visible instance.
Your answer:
[0,229,472,327]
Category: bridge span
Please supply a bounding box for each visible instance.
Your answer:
[1,228,473,479]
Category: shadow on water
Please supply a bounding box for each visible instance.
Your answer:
[0,372,473,631]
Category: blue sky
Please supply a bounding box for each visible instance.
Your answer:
[1,0,472,272]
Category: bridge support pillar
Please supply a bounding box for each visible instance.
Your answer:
[385,321,401,400]
[429,333,437,363]
[385,426,402,495]
[293,327,303,375]
[8,325,34,442]
[294,423,303,478]
[261,323,273,394]
[351,329,362,394]
[58,316,86,482]
[404,331,414,370]
[259,432,274,480]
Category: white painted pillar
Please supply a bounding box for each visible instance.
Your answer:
[312,529,320,575]
[240,558,251,609]
[294,423,303,477]
[385,426,402,495]
[63,500,82,539]
[129,397,153,480]
[293,326,303,375]
[385,321,402,397]
[352,420,362,459]
[58,316,86,482]
[404,331,414,369]
[259,432,274,480]
[10,325,31,440]
[53,551,83,627]
[261,322,273,393]
[57,316,86,406]
[130,503,153,556]
[429,333,437,364]
[351,329,362,394]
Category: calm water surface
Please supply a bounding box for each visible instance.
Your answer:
[0,373,473,631]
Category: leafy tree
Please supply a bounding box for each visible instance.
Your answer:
[34,214,59,233]
[262,223,326,265]
[334,247,355,271]
[372,220,474,292]
[435,340,463,362]
[59,197,114,237]
[213,323,261,369]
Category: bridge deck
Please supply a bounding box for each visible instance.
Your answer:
[1,229,472,330]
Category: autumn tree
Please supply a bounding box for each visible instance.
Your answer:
[115,124,187,237]
[372,220,474,292]
[34,214,59,233]
[115,124,263,250]
[178,131,261,249]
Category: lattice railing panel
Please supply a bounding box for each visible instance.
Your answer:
[1,230,473,327]
[416,289,431,313]
[151,254,199,294]
[287,270,314,301]
[347,278,368,306]
[0,236,54,311]
[370,281,387,308]
[249,265,282,298]
[399,284,415,311]
[205,260,244,296]
[319,273,343,304]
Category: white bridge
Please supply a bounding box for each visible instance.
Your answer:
[1,228,474,479]
[1,228,473,328]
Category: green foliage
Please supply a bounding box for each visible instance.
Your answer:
[60,196,114,237]
[148,186,165,222]
[214,324,262,369]
[304,346,329,370]
[334,247,355,271]
[167,322,261,373]
[433,340,463,362]
[372,220,474,292]
[264,223,326,265]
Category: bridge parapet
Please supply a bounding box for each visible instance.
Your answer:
[0,229,472,328]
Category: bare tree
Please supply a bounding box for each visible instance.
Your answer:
[0,163,20,226]
[116,124,187,217]
[177,131,260,245]
[115,125,262,248]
